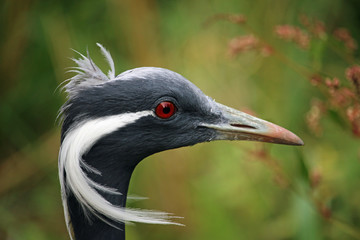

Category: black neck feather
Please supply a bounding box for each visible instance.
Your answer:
[67,134,144,240]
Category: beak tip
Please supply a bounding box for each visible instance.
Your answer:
[292,137,304,146]
[286,130,304,146]
[266,122,304,146]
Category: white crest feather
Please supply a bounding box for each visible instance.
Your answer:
[62,43,116,99]
[96,43,115,79]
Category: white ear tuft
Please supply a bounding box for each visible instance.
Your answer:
[58,111,182,239]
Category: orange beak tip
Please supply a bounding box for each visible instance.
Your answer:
[265,122,304,146]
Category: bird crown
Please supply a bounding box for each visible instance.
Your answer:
[63,43,116,98]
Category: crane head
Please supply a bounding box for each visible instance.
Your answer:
[58,44,303,239]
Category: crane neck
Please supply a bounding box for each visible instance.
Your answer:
[67,146,142,240]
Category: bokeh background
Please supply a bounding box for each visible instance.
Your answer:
[1,0,360,239]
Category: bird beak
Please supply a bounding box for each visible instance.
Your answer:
[202,103,304,146]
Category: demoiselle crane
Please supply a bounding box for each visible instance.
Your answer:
[58,44,303,240]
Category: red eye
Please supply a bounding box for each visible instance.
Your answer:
[155,101,177,119]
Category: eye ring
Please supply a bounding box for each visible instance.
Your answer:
[155,101,177,119]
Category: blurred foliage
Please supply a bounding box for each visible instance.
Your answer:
[1,0,360,239]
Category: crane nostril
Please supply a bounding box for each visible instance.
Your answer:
[230,123,256,129]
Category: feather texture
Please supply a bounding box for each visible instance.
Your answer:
[63,43,114,99]
[96,43,115,79]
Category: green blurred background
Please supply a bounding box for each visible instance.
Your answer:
[1,0,360,239]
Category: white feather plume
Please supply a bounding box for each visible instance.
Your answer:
[96,43,115,79]
[62,43,115,99]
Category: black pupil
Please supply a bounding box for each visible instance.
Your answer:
[163,106,171,114]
